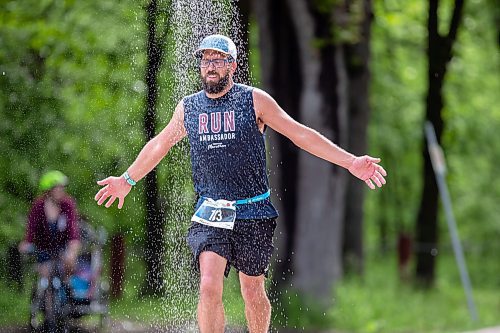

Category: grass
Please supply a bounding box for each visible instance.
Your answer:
[284,252,500,333]
[0,280,31,326]
[1,249,498,332]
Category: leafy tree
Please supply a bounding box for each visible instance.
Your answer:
[368,0,500,288]
[0,0,147,264]
[415,0,465,286]
[342,0,373,275]
[251,0,374,308]
[141,0,170,297]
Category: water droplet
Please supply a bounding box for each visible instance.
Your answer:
[133,80,146,93]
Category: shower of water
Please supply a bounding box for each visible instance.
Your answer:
[167,0,249,100]
[138,0,254,331]
[152,2,295,332]
[119,1,298,330]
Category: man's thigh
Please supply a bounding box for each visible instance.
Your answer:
[231,218,277,276]
[187,222,233,275]
[199,251,228,280]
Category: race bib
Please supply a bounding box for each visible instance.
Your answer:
[191,198,236,230]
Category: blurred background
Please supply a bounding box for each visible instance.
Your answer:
[0,0,499,332]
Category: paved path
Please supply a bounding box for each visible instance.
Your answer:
[1,324,499,333]
[462,327,500,333]
[0,322,247,333]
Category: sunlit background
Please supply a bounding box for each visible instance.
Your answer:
[1,0,499,332]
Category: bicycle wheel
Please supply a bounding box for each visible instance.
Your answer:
[30,276,69,333]
[29,278,48,333]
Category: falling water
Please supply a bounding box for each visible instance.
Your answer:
[145,0,251,331]
[119,1,294,331]
[167,0,249,99]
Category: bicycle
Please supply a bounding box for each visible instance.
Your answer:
[27,226,109,333]
[28,250,70,333]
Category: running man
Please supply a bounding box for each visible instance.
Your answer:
[95,34,387,333]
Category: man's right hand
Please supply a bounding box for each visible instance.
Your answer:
[95,176,132,209]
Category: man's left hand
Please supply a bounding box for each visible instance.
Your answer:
[348,155,387,189]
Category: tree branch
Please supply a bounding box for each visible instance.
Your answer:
[447,0,465,44]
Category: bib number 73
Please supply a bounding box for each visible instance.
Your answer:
[191,198,236,230]
[209,209,223,222]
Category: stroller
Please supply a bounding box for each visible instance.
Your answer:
[28,221,109,333]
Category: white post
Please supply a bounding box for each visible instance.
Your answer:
[424,121,478,322]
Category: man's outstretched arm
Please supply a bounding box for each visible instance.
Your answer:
[253,88,387,189]
[95,101,187,208]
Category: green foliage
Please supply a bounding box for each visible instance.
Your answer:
[330,252,500,333]
[331,0,366,44]
[268,251,499,332]
[0,279,31,325]
[2,250,498,331]
[0,247,246,328]
[367,0,427,237]
[312,0,339,14]
[0,0,147,247]
[442,0,500,255]
[0,0,197,256]
[273,292,334,330]
[109,247,198,325]
[1,0,499,330]
[367,0,500,252]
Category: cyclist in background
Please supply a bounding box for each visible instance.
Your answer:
[19,170,81,281]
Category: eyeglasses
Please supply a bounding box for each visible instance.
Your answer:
[199,58,233,68]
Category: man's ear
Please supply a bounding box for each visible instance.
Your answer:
[231,61,237,72]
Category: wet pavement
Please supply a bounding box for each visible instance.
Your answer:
[0,322,247,333]
[1,324,499,333]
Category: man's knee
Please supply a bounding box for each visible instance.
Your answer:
[198,251,226,303]
[199,275,223,302]
[240,278,268,306]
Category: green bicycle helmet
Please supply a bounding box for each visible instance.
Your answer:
[39,170,68,192]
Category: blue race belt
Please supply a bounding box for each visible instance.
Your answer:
[235,190,271,205]
[201,189,271,206]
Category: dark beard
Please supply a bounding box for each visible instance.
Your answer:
[201,71,230,94]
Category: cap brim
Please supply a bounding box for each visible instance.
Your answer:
[193,47,232,58]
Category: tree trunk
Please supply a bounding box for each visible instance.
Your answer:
[415,0,464,286]
[254,0,349,306]
[342,0,373,276]
[252,0,301,295]
[490,0,500,48]
[142,0,168,296]
[287,0,349,306]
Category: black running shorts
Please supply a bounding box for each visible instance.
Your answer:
[186,218,277,277]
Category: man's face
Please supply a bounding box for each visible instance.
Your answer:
[200,50,235,94]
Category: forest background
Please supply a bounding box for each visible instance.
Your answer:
[0,0,499,332]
